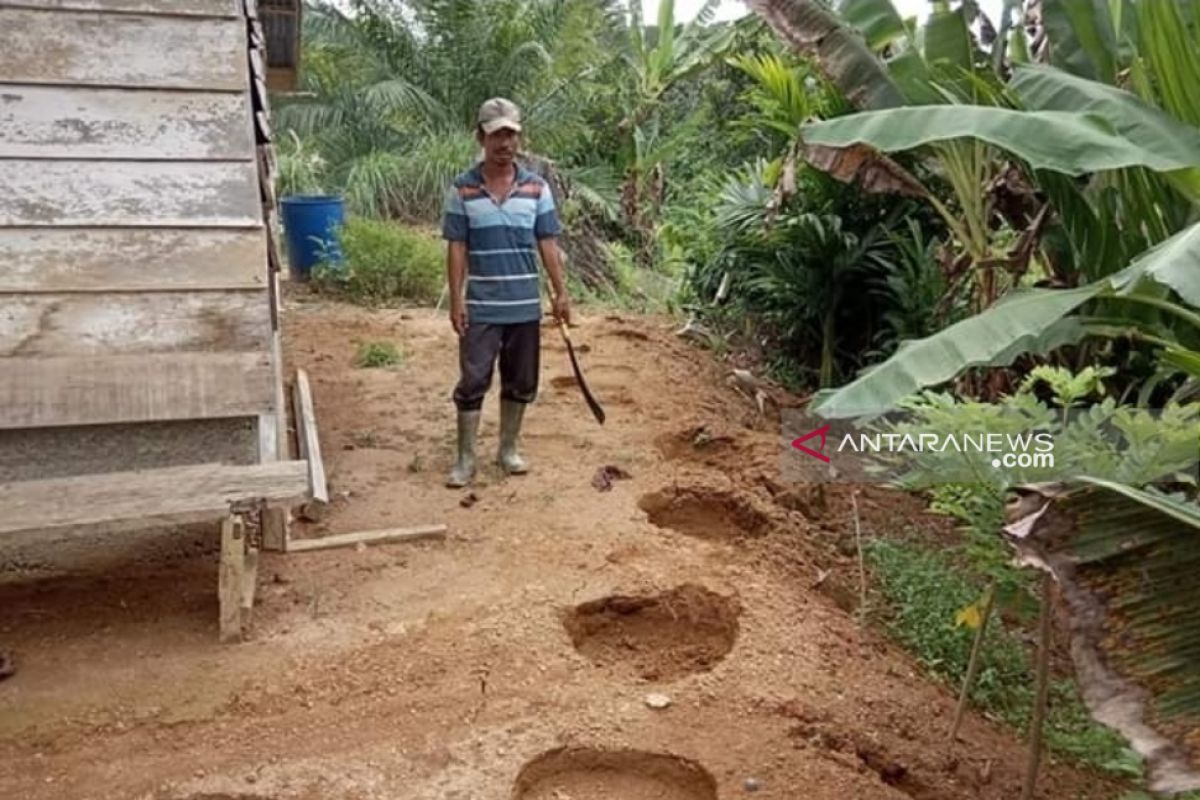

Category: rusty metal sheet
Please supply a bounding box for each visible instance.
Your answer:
[0,86,254,160]
[0,160,262,226]
[0,8,246,90]
[0,290,272,357]
[0,228,266,292]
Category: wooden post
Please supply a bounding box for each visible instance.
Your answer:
[219,515,247,642]
[241,545,259,631]
[262,506,289,552]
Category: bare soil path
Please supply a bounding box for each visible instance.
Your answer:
[0,298,1123,800]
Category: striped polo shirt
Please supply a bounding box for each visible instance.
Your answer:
[441,162,562,324]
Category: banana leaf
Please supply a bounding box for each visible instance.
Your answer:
[1039,0,1117,83]
[800,105,1200,175]
[809,292,1095,418]
[747,0,904,110]
[921,1,973,70]
[836,0,907,52]
[811,221,1200,418]
[1011,64,1200,200]
[1003,479,1200,793]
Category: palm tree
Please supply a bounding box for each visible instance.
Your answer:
[275,0,623,219]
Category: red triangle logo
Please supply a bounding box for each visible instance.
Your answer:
[791,424,831,463]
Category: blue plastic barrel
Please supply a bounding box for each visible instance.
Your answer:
[279,195,346,280]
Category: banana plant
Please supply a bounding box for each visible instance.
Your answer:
[751,0,1032,313]
[759,15,1200,417]
[810,219,1200,418]
[616,0,735,249]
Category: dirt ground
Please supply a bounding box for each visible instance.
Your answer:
[0,295,1127,800]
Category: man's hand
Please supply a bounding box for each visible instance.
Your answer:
[450,300,468,336]
[552,292,571,326]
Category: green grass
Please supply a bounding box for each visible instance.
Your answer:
[866,539,1135,775]
[353,341,403,369]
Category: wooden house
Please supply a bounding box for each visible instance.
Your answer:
[0,0,314,639]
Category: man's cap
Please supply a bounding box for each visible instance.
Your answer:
[478,97,522,134]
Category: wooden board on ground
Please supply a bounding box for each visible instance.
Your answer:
[293,368,329,504]
[0,228,267,293]
[0,160,262,227]
[0,290,271,357]
[0,460,309,536]
[0,87,254,160]
[1,8,247,90]
[287,525,448,553]
[2,0,240,17]
[0,351,274,429]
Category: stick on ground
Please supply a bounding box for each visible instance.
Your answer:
[950,582,996,743]
[287,524,447,553]
[850,490,867,624]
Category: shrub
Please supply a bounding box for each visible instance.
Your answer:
[354,341,403,368]
[316,218,443,305]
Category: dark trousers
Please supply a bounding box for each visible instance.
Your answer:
[453,321,540,411]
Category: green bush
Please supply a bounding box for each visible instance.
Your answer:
[354,341,403,368]
[315,218,443,305]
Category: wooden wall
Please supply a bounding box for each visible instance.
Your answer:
[0,0,281,474]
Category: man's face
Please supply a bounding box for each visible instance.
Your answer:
[480,127,520,165]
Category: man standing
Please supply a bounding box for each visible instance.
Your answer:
[441,98,570,488]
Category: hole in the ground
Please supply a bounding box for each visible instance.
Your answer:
[513,747,717,800]
[550,375,577,389]
[637,487,768,540]
[563,584,740,681]
[654,426,738,462]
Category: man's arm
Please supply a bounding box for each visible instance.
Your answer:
[442,186,469,335]
[534,182,569,324]
[447,240,468,335]
[537,238,570,325]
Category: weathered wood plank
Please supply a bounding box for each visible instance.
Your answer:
[0,460,310,536]
[1,0,240,17]
[293,368,329,504]
[240,545,259,631]
[0,86,253,160]
[0,160,261,226]
[0,291,271,357]
[219,515,245,642]
[261,506,288,551]
[0,228,266,292]
[0,8,246,90]
[0,351,274,429]
[287,525,448,553]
